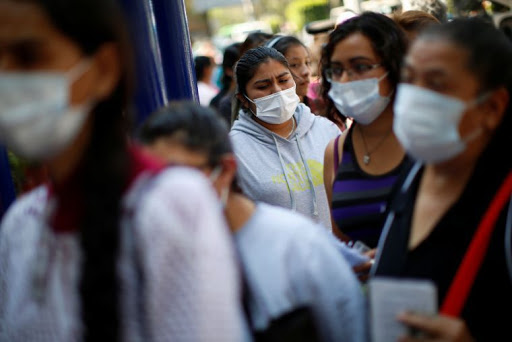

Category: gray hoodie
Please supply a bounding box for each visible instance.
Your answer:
[230,104,340,230]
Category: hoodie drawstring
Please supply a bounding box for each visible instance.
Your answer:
[272,135,297,211]
[295,136,319,218]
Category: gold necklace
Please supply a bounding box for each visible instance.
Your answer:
[358,124,393,165]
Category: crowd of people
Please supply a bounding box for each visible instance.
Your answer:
[0,0,511,341]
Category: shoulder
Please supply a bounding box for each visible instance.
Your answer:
[128,167,220,232]
[0,186,48,245]
[324,131,347,162]
[312,114,340,131]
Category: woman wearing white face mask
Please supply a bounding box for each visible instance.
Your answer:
[321,13,410,256]
[230,47,341,230]
[372,18,512,341]
[0,0,246,341]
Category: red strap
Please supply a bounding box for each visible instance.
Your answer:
[441,171,512,317]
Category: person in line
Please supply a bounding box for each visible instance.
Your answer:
[372,18,512,341]
[392,10,440,46]
[194,55,219,106]
[231,47,341,230]
[321,13,410,252]
[226,32,274,124]
[210,42,241,123]
[139,101,367,342]
[0,0,245,341]
[265,36,313,108]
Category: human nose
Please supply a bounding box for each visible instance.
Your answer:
[271,81,283,93]
[301,64,310,79]
[339,68,352,83]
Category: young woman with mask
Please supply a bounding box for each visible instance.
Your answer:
[322,13,409,250]
[139,101,367,342]
[231,47,341,230]
[266,36,313,107]
[0,1,245,341]
[372,18,512,341]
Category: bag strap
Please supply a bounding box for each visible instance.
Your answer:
[441,171,512,317]
[333,135,341,175]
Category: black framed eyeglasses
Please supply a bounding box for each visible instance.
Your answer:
[324,63,382,82]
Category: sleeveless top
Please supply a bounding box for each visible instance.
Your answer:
[331,127,408,248]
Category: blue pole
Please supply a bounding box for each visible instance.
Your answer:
[0,146,15,218]
[119,0,198,128]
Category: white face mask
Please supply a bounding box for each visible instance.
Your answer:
[245,85,300,124]
[0,60,92,161]
[393,83,484,164]
[328,73,391,125]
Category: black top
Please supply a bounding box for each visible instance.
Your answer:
[373,147,512,341]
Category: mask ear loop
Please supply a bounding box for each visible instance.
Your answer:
[220,186,229,207]
[209,165,222,182]
[243,94,257,116]
[377,72,395,98]
[67,59,93,83]
[460,91,493,144]
[209,165,230,207]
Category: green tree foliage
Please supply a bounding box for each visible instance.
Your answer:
[285,0,330,31]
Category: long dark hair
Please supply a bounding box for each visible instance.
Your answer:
[34,0,133,341]
[321,12,407,123]
[419,18,512,169]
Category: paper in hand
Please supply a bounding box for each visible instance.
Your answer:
[368,277,438,342]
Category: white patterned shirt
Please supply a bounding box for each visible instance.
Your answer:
[0,167,245,342]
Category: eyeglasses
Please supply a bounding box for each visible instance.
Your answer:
[324,63,382,82]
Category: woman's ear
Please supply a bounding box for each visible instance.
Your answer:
[90,42,122,101]
[481,86,508,132]
[236,93,249,109]
[219,154,237,190]
[211,154,237,195]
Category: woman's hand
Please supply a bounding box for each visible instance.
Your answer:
[353,248,376,282]
[397,312,475,342]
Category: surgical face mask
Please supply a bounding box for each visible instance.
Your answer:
[328,73,390,125]
[209,165,229,207]
[0,60,92,161]
[245,85,300,124]
[393,83,484,164]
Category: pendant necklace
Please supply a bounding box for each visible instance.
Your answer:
[359,124,393,165]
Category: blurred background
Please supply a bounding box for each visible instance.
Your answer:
[186,0,512,63]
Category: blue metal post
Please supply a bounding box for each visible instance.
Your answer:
[0,146,15,218]
[119,0,198,128]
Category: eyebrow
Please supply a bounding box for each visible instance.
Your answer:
[403,59,448,77]
[0,38,46,50]
[330,56,375,65]
[253,71,290,85]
